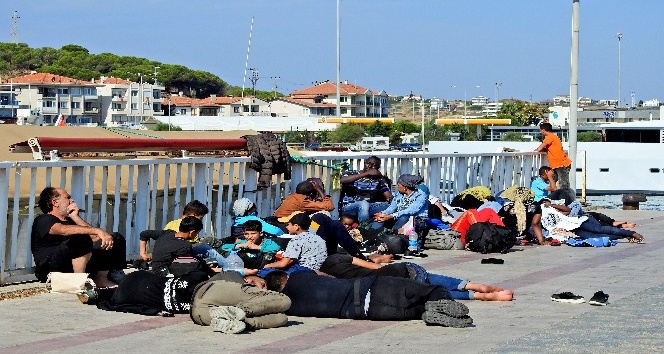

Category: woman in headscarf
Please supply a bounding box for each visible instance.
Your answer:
[372,174,429,232]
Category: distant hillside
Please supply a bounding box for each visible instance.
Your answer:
[0,42,283,101]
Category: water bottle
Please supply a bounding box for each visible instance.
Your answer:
[223,251,245,275]
[408,232,419,253]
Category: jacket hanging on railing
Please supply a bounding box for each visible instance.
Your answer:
[244,133,292,189]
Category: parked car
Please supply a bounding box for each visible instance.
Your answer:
[398,143,423,152]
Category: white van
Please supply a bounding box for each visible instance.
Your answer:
[357,136,390,151]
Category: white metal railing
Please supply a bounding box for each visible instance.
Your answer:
[0,151,542,284]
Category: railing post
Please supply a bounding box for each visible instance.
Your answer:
[290,162,307,190]
[243,164,259,206]
[428,157,442,198]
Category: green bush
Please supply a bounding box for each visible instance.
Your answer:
[153,123,182,131]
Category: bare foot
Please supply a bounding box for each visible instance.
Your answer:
[465,282,503,293]
[473,290,514,301]
[622,222,637,229]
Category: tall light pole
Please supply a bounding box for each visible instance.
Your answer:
[420,95,425,145]
[153,66,160,85]
[617,32,623,107]
[167,97,171,131]
[335,0,341,117]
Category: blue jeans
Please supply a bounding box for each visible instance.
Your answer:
[342,201,389,222]
[257,263,312,278]
[576,216,634,241]
[405,262,472,300]
[192,244,226,266]
[370,214,410,232]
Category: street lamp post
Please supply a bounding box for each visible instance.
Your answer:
[617,32,623,107]
[153,66,160,85]
[420,95,425,145]
[168,97,171,131]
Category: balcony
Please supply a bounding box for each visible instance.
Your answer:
[112,96,126,102]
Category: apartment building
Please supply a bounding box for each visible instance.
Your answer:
[161,95,270,117]
[9,73,102,125]
[97,76,164,125]
[271,81,389,119]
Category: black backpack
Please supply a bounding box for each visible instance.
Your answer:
[465,222,516,254]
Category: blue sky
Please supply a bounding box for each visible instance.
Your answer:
[4,1,662,104]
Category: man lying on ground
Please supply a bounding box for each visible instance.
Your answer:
[320,253,513,301]
[265,270,473,328]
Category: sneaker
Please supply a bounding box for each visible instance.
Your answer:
[210,318,246,334]
[424,299,469,317]
[209,306,246,321]
[551,292,585,304]
[77,289,98,304]
[422,311,473,328]
[588,291,609,306]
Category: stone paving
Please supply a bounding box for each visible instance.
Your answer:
[0,209,662,354]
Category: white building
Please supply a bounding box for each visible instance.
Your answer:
[471,96,489,106]
[271,81,390,119]
[162,95,270,117]
[9,73,102,125]
[481,102,503,117]
[97,76,164,125]
[643,99,660,107]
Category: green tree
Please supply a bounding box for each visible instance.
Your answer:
[578,131,603,142]
[153,123,182,131]
[500,132,531,142]
[498,99,550,126]
[364,120,391,137]
[329,124,365,143]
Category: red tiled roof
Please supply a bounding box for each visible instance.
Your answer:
[6,72,91,85]
[210,96,243,105]
[277,97,336,108]
[290,82,370,96]
[162,96,193,107]
[100,77,131,85]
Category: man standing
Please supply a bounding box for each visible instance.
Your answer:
[31,187,126,287]
[340,156,393,222]
[535,123,572,190]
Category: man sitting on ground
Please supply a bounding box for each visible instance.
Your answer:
[531,166,557,202]
[139,216,215,276]
[274,179,334,218]
[340,156,393,222]
[372,174,428,232]
[31,187,126,288]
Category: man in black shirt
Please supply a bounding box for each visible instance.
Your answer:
[139,216,209,274]
[265,271,473,327]
[31,187,126,287]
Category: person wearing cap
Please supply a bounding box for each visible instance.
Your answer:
[340,156,393,222]
[372,174,429,232]
[260,213,327,275]
[274,179,334,218]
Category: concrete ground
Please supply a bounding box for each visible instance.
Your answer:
[1,209,662,354]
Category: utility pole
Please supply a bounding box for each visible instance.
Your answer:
[10,11,19,44]
[249,68,259,96]
[495,82,502,104]
[153,66,160,85]
[617,32,623,107]
[270,76,280,99]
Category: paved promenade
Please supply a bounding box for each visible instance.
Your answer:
[1,209,662,354]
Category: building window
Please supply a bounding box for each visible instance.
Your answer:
[112,103,123,110]
[84,102,95,111]
[220,106,225,113]
[152,90,161,99]
[57,88,69,95]
[340,96,347,103]
[131,90,138,97]
[58,101,68,108]
[152,103,160,112]
[243,105,249,113]
[71,102,80,109]
[70,88,81,95]
[233,106,240,113]
[42,101,55,108]
[131,103,138,110]
[251,105,259,113]
[179,108,187,115]
[83,88,97,95]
